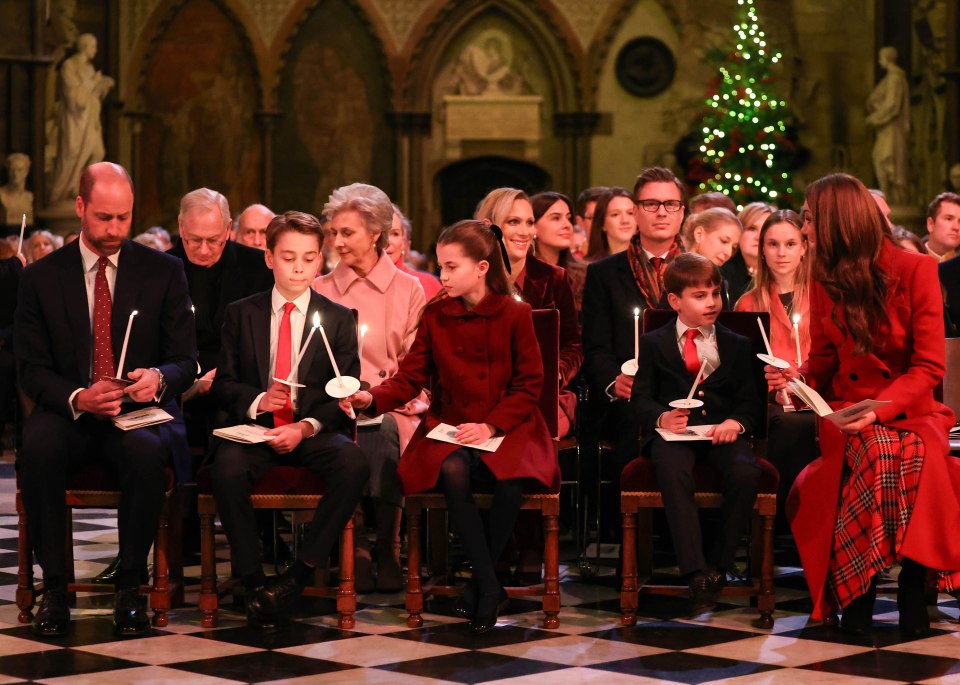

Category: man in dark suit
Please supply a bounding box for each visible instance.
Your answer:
[0,252,24,445]
[581,167,687,477]
[14,162,197,636]
[940,254,960,337]
[210,211,368,629]
[631,254,761,614]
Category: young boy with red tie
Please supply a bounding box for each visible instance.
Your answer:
[630,253,762,615]
[210,211,368,629]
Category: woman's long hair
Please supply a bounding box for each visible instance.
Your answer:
[437,220,511,295]
[805,173,891,354]
[531,191,576,268]
[738,209,810,344]
[585,186,635,261]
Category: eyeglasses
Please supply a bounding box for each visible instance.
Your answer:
[638,199,684,213]
[182,236,226,249]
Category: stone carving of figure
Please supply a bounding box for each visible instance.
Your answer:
[450,30,525,96]
[0,153,34,225]
[48,33,114,203]
[866,46,910,205]
[950,163,960,193]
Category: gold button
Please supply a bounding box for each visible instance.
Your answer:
[701,410,707,416]
[698,390,705,397]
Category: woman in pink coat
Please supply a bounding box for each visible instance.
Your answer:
[313,183,426,593]
[342,220,557,634]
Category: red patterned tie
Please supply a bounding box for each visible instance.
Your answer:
[273,302,296,426]
[650,256,663,273]
[92,256,115,382]
[683,328,701,375]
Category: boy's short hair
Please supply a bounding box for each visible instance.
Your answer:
[663,252,721,295]
[266,210,324,251]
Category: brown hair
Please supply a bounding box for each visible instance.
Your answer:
[927,192,960,221]
[688,191,736,214]
[575,186,609,218]
[681,207,742,251]
[891,224,925,253]
[266,210,324,251]
[663,252,721,296]
[437,219,511,295]
[805,173,890,354]
[738,210,809,339]
[531,191,576,268]
[632,166,686,204]
[585,186,635,260]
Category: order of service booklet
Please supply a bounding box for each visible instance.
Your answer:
[655,424,718,442]
[112,407,174,431]
[426,423,505,452]
[787,378,890,424]
[212,424,275,444]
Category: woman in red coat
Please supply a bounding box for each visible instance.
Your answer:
[341,220,557,634]
[769,173,960,636]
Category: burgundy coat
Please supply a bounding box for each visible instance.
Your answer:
[788,240,960,619]
[368,292,558,494]
[518,256,583,427]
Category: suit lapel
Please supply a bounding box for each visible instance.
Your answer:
[111,243,142,375]
[706,325,734,386]
[62,243,92,384]
[217,242,241,330]
[251,293,272,389]
[655,325,689,378]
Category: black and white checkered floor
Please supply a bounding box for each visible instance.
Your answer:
[0,491,958,682]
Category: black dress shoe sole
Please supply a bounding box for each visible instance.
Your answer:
[32,623,68,637]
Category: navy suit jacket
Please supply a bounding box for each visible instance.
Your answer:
[939,255,960,337]
[211,289,359,438]
[630,318,762,446]
[14,239,198,479]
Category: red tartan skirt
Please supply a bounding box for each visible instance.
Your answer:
[827,425,960,609]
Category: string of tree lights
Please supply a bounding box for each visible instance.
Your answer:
[689,0,806,208]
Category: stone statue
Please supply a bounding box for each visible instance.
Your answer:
[949,163,960,192]
[866,47,910,206]
[48,33,114,203]
[0,153,34,225]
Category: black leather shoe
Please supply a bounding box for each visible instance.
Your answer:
[471,587,509,635]
[453,581,477,620]
[113,589,150,636]
[688,572,719,616]
[839,582,877,636]
[32,589,70,636]
[247,573,303,628]
[90,557,149,586]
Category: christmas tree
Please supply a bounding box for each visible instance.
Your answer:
[689,0,802,207]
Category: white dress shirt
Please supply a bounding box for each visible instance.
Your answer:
[247,287,321,436]
[674,319,721,379]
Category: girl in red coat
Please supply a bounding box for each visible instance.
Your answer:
[769,174,960,636]
[341,220,557,634]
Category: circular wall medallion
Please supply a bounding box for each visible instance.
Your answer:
[615,37,675,98]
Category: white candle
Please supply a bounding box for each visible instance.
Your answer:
[757,316,773,357]
[116,310,138,379]
[287,312,319,383]
[633,307,640,362]
[686,358,706,401]
[792,313,802,368]
[317,317,344,387]
[16,214,25,256]
[358,324,368,362]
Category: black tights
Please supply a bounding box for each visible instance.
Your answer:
[440,449,524,595]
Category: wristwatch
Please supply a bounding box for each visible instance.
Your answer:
[150,367,167,399]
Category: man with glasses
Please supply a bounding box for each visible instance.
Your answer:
[582,167,687,536]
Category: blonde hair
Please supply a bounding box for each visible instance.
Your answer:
[474,187,529,226]
[737,202,777,232]
[323,183,392,252]
[681,207,741,251]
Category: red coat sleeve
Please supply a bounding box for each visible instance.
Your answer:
[484,306,544,433]
[874,256,946,422]
[803,282,839,393]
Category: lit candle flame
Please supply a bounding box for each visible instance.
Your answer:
[792,313,801,326]
[313,312,321,328]
[360,324,368,337]
[633,307,640,316]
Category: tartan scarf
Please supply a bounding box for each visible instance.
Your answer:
[626,234,684,309]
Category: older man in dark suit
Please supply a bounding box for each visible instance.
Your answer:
[14,162,197,636]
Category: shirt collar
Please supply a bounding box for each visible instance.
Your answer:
[331,251,397,294]
[642,248,670,261]
[78,234,120,272]
[675,317,715,342]
[271,286,312,317]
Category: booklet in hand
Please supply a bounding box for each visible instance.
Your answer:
[112,407,174,431]
[426,423,505,453]
[655,425,717,442]
[787,378,890,425]
[212,424,276,444]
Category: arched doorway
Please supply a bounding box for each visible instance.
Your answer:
[437,156,551,227]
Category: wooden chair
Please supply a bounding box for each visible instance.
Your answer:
[404,308,563,629]
[620,310,779,629]
[196,465,358,628]
[16,464,183,627]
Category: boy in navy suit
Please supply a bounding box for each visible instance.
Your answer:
[630,253,762,615]
[210,211,369,629]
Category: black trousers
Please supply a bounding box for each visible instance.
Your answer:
[649,435,760,575]
[211,432,369,577]
[766,405,817,529]
[19,409,171,585]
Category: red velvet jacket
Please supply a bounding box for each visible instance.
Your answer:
[368,293,557,494]
[788,240,960,618]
